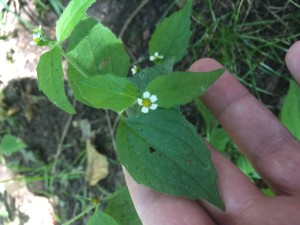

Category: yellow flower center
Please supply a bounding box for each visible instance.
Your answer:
[90,197,100,206]
[142,98,151,107]
[33,37,40,43]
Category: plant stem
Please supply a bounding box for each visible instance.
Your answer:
[104,110,118,153]
[62,205,95,225]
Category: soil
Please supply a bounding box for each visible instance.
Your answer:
[2,78,122,224]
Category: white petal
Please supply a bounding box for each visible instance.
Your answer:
[154,52,159,56]
[150,104,158,110]
[143,91,150,98]
[150,95,157,102]
[137,98,143,106]
[159,55,163,59]
[131,68,136,74]
[150,56,154,61]
[141,107,149,113]
[29,41,37,46]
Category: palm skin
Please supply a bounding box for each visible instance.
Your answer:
[124,41,300,225]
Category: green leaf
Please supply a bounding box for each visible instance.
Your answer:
[236,155,255,176]
[66,17,130,77]
[116,109,223,209]
[209,128,230,152]
[67,63,96,108]
[36,47,75,114]
[147,69,224,108]
[127,58,175,116]
[261,188,275,197]
[75,74,137,112]
[87,211,119,225]
[281,80,300,140]
[56,0,96,43]
[195,98,217,130]
[149,0,193,63]
[0,134,27,156]
[130,57,175,94]
[105,187,142,225]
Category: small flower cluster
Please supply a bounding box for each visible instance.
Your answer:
[150,52,163,64]
[30,25,48,46]
[137,91,158,113]
[131,52,163,113]
[131,65,140,75]
[131,52,164,75]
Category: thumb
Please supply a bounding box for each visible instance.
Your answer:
[285,40,300,84]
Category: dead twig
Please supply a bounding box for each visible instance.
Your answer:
[118,0,149,39]
[52,101,76,172]
[104,109,118,153]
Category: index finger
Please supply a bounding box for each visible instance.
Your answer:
[189,58,300,196]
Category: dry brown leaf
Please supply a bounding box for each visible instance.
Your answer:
[6,105,20,117]
[85,139,109,186]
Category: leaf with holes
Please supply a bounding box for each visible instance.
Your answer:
[116,109,223,209]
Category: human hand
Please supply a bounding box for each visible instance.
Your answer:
[124,40,300,225]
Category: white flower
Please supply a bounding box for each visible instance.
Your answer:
[30,25,48,46]
[137,91,158,113]
[149,52,164,62]
[131,65,140,75]
[30,32,42,45]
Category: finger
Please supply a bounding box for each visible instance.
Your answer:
[203,151,300,224]
[286,40,300,84]
[123,169,216,225]
[199,148,263,223]
[189,58,300,196]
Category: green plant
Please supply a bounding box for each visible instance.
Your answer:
[32,0,226,222]
[190,0,299,101]
[62,187,140,225]
[196,93,265,190]
[0,0,35,30]
[281,79,300,141]
[0,134,27,156]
